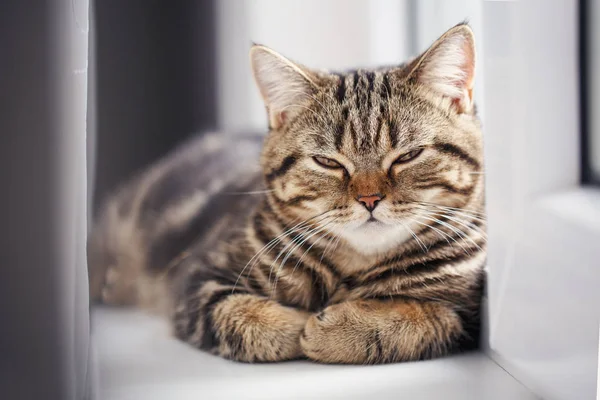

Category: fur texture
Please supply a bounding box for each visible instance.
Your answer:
[89,23,486,364]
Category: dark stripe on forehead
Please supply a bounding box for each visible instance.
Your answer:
[382,73,392,98]
[366,71,375,108]
[388,120,399,148]
[265,155,298,182]
[336,74,346,104]
[373,115,382,146]
[352,71,359,90]
[353,73,361,111]
[341,107,349,121]
[335,107,349,150]
[366,71,375,92]
[349,123,358,151]
[433,143,480,169]
[335,121,345,150]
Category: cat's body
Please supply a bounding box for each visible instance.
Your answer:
[89,23,486,364]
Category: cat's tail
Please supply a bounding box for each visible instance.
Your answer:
[87,194,177,315]
[87,223,108,304]
[87,194,145,307]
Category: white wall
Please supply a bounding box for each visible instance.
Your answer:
[215,0,411,132]
[482,1,599,399]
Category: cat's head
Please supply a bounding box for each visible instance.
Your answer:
[251,23,484,255]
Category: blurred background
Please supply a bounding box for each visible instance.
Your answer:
[90,0,600,207]
[1,1,599,400]
[90,0,492,210]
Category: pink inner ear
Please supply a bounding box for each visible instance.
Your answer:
[276,111,287,127]
[460,40,475,93]
[269,110,288,129]
[449,39,475,112]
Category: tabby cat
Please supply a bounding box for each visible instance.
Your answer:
[89,23,486,364]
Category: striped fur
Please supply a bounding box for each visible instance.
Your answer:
[89,23,486,364]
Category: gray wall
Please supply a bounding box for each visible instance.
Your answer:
[91,0,217,211]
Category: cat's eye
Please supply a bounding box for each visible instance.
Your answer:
[393,148,424,164]
[313,156,344,169]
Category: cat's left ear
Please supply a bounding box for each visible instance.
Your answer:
[406,23,476,113]
[250,44,319,129]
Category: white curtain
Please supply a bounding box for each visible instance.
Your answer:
[60,1,93,398]
[57,0,93,398]
[0,1,92,399]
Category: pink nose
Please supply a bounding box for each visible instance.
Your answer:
[357,194,383,211]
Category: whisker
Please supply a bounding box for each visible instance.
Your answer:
[398,219,428,254]
[320,224,346,263]
[426,212,482,252]
[234,217,306,291]
[267,214,335,290]
[416,213,472,255]
[266,213,338,297]
[224,189,275,195]
[232,211,331,292]
[272,220,336,297]
[408,215,453,246]
[440,213,488,241]
[430,206,487,223]
[417,201,486,217]
[391,202,487,255]
[291,225,335,280]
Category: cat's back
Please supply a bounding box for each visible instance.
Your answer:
[88,132,264,305]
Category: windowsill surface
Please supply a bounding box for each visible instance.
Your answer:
[92,307,535,400]
[536,187,600,233]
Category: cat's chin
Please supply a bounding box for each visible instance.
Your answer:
[337,222,413,255]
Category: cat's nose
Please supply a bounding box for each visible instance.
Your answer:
[357,194,383,212]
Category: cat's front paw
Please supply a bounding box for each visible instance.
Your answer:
[300,303,369,364]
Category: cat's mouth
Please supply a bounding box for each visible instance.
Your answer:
[361,215,387,228]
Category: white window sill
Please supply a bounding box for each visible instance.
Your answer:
[91,307,536,400]
[485,186,600,399]
[536,187,600,234]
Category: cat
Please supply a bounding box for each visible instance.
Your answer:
[88,22,486,364]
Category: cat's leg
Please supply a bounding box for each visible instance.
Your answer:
[301,299,468,364]
[173,276,310,362]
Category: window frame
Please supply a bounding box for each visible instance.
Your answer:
[479,1,600,399]
[581,0,600,185]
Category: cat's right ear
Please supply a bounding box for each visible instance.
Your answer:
[404,23,476,114]
[250,45,318,129]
